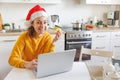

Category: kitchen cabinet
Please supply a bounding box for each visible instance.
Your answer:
[52,33,65,52]
[0,36,18,80]
[92,31,120,59]
[92,31,111,51]
[86,0,120,5]
[112,0,120,5]
[92,31,111,62]
[110,31,120,58]
[0,0,61,4]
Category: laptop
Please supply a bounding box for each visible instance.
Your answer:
[36,49,76,78]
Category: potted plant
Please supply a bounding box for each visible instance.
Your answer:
[3,23,10,30]
[96,20,104,28]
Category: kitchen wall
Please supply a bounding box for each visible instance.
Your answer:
[0,0,119,29]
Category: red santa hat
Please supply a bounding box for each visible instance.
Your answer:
[25,5,48,26]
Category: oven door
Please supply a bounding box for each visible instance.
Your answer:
[65,41,91,61]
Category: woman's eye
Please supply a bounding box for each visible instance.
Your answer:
[44,22,47,24]
[37,22,40,24]
[36,22,40,24]
[35,21,47,25]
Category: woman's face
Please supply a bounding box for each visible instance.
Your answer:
[32,16,47,35]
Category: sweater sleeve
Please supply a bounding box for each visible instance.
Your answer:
[8,33,26,68]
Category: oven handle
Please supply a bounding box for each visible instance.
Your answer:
[66,41,91,44]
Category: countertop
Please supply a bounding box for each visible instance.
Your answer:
[91,27,120,32]
[4,62,91,80]
[0,32,22,36]
[1,27,120,36]
[0,28,65,36]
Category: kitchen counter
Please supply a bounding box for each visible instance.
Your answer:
[0,28,65,36]
[4,62,91,80]
[91,27,120,32]
[0,32,22,36]
[62,27,120,32]
[1,27,120,36]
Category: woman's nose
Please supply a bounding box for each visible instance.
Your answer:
[40,23,44,28]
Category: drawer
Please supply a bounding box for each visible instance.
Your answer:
[92,32,111,40]
[0,36,18,42]
[111,31,120,39]
[110,39,120,52]
[92,41,110,51]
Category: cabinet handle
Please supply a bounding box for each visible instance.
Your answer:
[96,35,106,38]
[115,34,120,37]
[66,41,91,44]
[96,47,105,49]
[1,40,16,42]
[114,46,120,48]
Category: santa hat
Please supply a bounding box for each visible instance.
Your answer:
[25,5,48,26]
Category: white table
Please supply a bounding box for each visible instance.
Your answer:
[4,62,91,80]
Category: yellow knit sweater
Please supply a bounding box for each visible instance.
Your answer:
[8,31,55,68]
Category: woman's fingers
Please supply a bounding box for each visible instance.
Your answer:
[56,30,62,39]
[24,59,38,69]
[52,30,62,43]
[32,59,38,65]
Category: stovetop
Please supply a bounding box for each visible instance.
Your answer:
[61,27,92,33]
[62,27,93,40]
[61,27,82,32]
[61,27,90,32]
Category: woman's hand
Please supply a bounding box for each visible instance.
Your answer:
[24,59,38,69]
[53,30,62,43]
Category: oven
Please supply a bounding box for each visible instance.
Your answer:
[65,31,92,61]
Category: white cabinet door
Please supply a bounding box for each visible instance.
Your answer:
[52,34,65,52]
[86,0,111,4]
[112,0,120,5]
[86,0,99,4]
[111,31,120,39]
[0,36,18,80]
[0,0,16,2]
[110,31,120,57]
[92,31,120,60]
[92,32,111,51]
[0,0,61,4]
[86,0,120,5]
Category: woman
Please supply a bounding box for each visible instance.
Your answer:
[8,5,61,69]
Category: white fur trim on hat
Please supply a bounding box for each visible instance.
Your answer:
[31,11,48,21]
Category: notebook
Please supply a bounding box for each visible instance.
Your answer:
[36,49,76,78]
